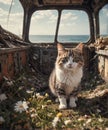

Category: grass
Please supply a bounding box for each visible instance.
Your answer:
[0,70,108,130]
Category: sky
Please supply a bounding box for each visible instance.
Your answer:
[0,0,23,35]
[30,9,90,35]
[0,0,108,36]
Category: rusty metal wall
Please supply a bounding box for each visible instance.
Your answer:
[29,45,57,75]
[0,47,29,81]
[97,50,108,82]
[29,45,95,79]
[0,44,99,83]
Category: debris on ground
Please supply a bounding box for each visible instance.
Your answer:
[0,68,108,130]
[89,36,108,50]
[0,25,29,48]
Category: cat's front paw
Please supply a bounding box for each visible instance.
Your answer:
[69,97,77,108]
[69,101,77,108]
[58,97,67,110]
[59,104,67,110]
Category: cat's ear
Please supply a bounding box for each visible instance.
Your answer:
[75,43,84,54]
[57,43,65,55]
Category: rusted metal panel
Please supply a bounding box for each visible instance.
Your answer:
[44,0,70,4]
[7,53,14,78]
[30,45,94,77]
[2,53,15,79]
[98,55,105,78]
[30,46,57,75]
[2,54,9,78]
[20,51,27,65]
[105,58,108,82]
[97,50,108,82]
[0,55,3,80]
[0,47,29,81]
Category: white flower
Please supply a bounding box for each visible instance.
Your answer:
[0,116,5,123]
[64,119,72,125]
[42,105,47,109]
[31,113,37,118]
[52,117,60,128]
[98,118,103,123]
[14,101,29,113]
[35,93,44,99]
[36,93,41,97]
[86,118,92,124]
[96,109,101,113]
[0,93,7,101]
[26,90,33,94]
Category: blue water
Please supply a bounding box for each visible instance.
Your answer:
[29,35,89,43]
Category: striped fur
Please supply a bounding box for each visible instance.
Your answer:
[49,43,84,109]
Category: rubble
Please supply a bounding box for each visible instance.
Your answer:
[89,36,108,50]
[0,22,108,130]
[1,68,48,93]
[0,25,29,48]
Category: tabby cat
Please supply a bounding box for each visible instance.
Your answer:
[49,43,84,109]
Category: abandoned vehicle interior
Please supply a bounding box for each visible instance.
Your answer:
[0,0,108,129]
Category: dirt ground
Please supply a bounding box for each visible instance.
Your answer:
[0,69,108,130]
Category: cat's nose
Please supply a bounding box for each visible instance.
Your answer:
[68,64,73,68]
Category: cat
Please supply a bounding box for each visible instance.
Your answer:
[49,43,84,109]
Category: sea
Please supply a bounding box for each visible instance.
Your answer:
[29,35,90,43]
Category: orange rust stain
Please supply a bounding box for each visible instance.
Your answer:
[0,73,2,81]
[8,53,14,78]
[21,51,27,66]
[2,54,9,78]
[0,57,2,80]
[0,50,28,82]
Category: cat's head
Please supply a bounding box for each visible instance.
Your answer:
[56,43,84,71]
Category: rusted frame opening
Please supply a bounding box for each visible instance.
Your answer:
[21,6,95,46]
[19,0,108,46]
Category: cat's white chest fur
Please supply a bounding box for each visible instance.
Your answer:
[56,67,83,95]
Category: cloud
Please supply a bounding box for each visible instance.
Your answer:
[100,4,108,16]
[32,10,57,21]
[0,7,23,23]
[31,10,78,26]
[100,23,108,34]
[0,9,23,35]
[61,12,78,21]
[60,22,76,28]
[0,0,14,5]
[9,12,23,19]
[102,8,108,16]
[30,11,58,35]
[0,18,7,24]
[49,14,57,20]
[0,0,23,35]
[0,8,8,17]
[37,10,55,17]
[35,10,53,19]
[0,8,8,27]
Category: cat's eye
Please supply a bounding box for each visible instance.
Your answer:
[73,58,79,62]
[62,57,68,63]
[73,59,75,62]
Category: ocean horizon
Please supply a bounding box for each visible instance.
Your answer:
[29,34,107,43]
[29,35,90,43]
